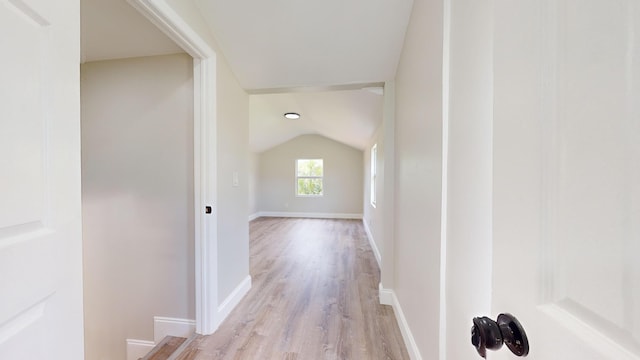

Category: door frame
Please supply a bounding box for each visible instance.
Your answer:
[127,0,219,335]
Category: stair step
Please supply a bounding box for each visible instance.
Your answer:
[169,334,203,360]
[140,336,187,360]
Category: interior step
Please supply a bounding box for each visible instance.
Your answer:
[168,334,202,360]
[140,336,187,360]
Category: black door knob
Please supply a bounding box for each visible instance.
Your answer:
[471,313,529,358]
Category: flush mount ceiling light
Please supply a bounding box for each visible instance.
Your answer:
[284,112,301,120]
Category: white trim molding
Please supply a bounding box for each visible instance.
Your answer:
[363,220,381,268]
[127,0,219,335]
[258,211,363,220]
[379,285,423,360]
[125,316,196,360]
[126,339,155,360]
[153,317,197,343]
[248,213,260,222]
[217,276,252,326]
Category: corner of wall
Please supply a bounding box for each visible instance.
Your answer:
[153,317,197,343]
[216,275,251,328]
[379,285,423,360]
[363,219,382,268]
[248,213,260,222]
[125,316,197,360]
[125,339,155,360]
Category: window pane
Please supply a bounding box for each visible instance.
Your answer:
[297,178,323,196]
[297,159,323,176]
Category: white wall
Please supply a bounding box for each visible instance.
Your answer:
[257,135,363,217]
[393,0,444,357]
[248,151,260,218]
[363,127,384,264]
[81,53,194,360]
[158,0,252,317]
[216,52,250,301]
[380,80,396,291]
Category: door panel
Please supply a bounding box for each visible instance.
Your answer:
[0,0,46,229]
[0,0,83,358]
[552,0,640,349]
[492,0,640,359]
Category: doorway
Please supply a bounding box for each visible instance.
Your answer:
[80,1,218,359]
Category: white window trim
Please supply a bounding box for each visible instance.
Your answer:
[295,159,324,197]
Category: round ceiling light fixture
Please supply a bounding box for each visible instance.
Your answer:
[284,112,301,120]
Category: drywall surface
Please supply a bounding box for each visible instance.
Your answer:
[363,126,384,262]
[393,0,445,357]
[248,152,260,218]
[81,53,194,360]
[258,135,364,216]
[162,0,251,314]
[216,52,250,301]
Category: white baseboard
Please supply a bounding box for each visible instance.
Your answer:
[126,339,155,360]
[217,275,251,327]
[153,317,196,343]
[379,285,422,360]
[258,211,363,220]
[126,317,196,360]
[362,220,381,268]
[379,283,394,305]
[248,212,260,221]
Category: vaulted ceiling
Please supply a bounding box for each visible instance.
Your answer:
[81,0,413,152]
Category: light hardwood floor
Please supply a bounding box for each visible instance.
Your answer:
[179,217,409,360]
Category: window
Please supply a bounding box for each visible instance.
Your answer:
[296,159,323,196]
[370,144,377,207]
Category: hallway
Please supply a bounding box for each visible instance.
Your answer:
[182,218,409,359]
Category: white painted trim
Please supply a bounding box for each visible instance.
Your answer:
[217,276,252,325]
[380,80,396,292]
[126,339,155,360]
[379,283,394,305]
[153,317,196,343]
[258,211,363,220]
[440,2,451,360]
[194,56,219,336]
[127,0,219,335]
[363,220,381,268]
[125,0,214,58]
[379,287,423,360]
[248,213,260,222]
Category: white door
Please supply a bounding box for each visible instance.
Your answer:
[491,0,640,359]
[0,0,83,359]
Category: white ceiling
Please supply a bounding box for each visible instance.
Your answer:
[250,88,383,152]
[195,0,414,90]
[81,0,182,63]
[81,0,413,152]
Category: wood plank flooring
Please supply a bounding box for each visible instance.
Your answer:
[180,218,409,360]
[143,336,187,360]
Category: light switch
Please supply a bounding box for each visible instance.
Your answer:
[232,171,239,187]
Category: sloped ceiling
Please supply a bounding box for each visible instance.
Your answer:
[81,0,413,152]
[81,0,182,63]
[250,88,383,152]
[195,0,414,90]
[194,0,412,152]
